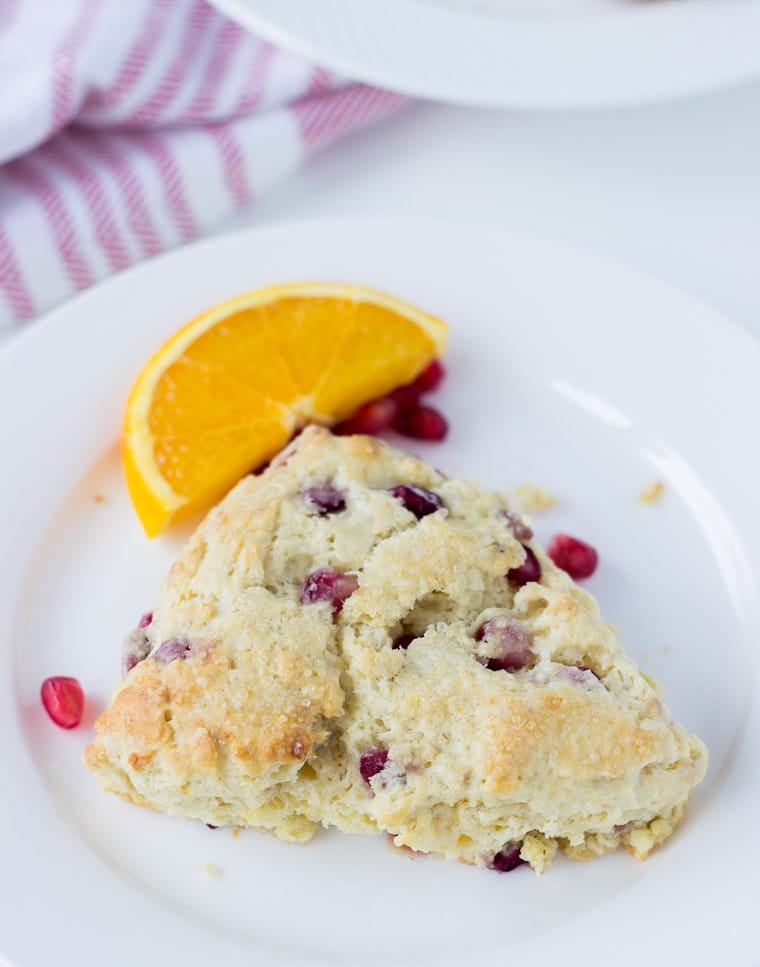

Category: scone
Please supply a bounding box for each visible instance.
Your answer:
[84,426,707,873]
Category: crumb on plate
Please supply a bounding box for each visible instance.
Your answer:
[514,483,556,514]
[639,481,664,504]
[200,862,220,877]
[93,494,106,504]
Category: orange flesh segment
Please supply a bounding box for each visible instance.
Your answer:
[154,420,291,501]
[123,284,447,536]
[268,297,359,395]
[180,307,300,404]
[147,359,288,436]
[312,303,439,418]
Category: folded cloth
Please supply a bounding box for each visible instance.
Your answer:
[0,0,406,327]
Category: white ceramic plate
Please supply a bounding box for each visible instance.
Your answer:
[2,220,758,966]
[209,0,760,109]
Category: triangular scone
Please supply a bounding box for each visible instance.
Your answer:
[85,426,707,872]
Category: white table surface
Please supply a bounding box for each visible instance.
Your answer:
[224,79,760,341]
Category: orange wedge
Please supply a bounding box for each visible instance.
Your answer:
[123,282,448,536]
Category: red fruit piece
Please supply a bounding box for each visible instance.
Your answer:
[40,676,84,729]
[506,545,542,587]
[390,483,443,519]
[303,485,346,515]
[300,567,359,612]
[337,398,399,435]
[389,384,421,412]
[359,747,389,784]
[123,627,152,675]
[390,360,447,412]
[138,611,153,629]
[547,534,599,580]
[489,843,527,873]
[153,637,194,664]
[412,359,446,393]
[476,616,532,672]
[558,665,600,685]
[394,404,448,441]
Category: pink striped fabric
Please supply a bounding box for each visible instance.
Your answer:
[0,227,35,320]
[75,130,165,259]
[0,0,407,326]
[44,138,132,273]
[49,0,101,135]
[208,126,252,207]
[4,156,96,292]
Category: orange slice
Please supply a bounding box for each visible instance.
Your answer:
[123,282,448,536]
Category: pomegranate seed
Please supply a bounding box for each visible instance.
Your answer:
[390,483,443,519]
[153,637,194,664]
[476,616,532,671]
[389,383,421,412]
[303,485,346,515]
[338,397,399,436]
[506,545,541,587]
[359,747,389,784]
[393,403,448,441]
[138,611,153,629]
[40,676,84,729]
[558,665,600,684]
[547,534,599,580]
[389,360,447,413]
[392,633,415,650]
[300,567,358,612]
[489,843,527,873]
[412,359,446,394]
[122,628,152,675]
[501,510,533,542]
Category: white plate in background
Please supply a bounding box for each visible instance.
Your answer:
[208,0,760,109]
[1,219,758,966]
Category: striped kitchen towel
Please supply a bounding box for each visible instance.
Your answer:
[0,0,406,327]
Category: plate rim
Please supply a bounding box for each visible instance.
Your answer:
[206,0,760,109]
[2,216,759,967]
[4,216,759,369]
